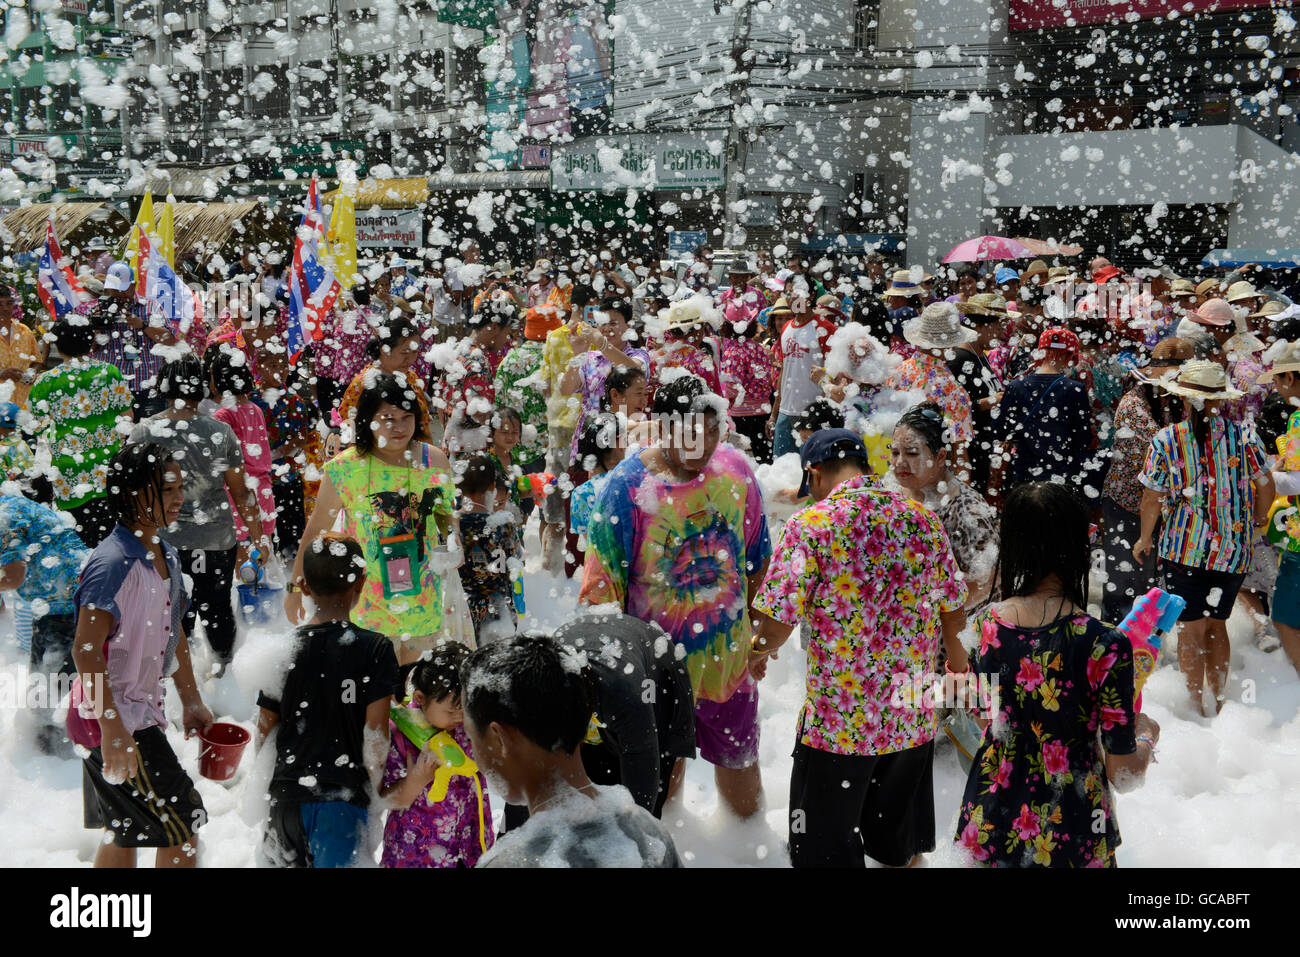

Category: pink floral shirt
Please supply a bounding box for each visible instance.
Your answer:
[754,473,967,757]
[720,338,776,417]
[886,353,974,446]
[314,306,376,385]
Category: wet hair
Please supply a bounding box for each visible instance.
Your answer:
[993,482,1090,608]
[406,640,470,705]
[106,442,177,526]
[602,364,646,412]
[470,296,519,328]
[204,342,255,397]
[577,412,624,473]
[570,283,598,309]
[599,297,630,323]
[894,401,946,454]
[1184,400,1214,447]
[301,533,366,596]
[1272,317,1300,343]
[350,283,372,307]
[652,373,712,419]
[365,314,420,361]
[462,634,594,754]
[53,316,95,357]
[854,295,893,341]
[353,372,430,455]
[794,397,845,435]
[458,452,505,498]
[492,406,522,434]
[156,354,207,405]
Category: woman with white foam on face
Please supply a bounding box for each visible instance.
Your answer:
[889,401,999,616]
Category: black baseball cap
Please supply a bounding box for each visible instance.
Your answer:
[798,428,870,498]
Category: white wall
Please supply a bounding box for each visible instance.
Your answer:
[1229,125,1300,249]
[985,126,1241,209]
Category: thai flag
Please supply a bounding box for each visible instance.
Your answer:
[286,174,340,361]
[36,217,87,321]
[139,226,195,329]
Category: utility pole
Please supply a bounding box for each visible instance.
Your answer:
[721,0,753,249]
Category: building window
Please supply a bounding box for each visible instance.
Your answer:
[399,48,446,113]
[854,0,880,52]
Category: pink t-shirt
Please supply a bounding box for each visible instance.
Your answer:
[214,399,277,537]
[214,400,272,477]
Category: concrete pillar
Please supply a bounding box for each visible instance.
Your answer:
[905,101,987,269]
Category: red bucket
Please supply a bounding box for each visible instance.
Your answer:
[198,722,251,781]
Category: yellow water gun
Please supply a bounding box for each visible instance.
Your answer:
[426,731,488,853]
[391,708,489,852]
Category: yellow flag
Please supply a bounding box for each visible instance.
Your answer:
[157,194,176,268]
[125,192,154,278]
[327,188,358,291]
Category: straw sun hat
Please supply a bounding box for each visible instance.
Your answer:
[1257,341,1300,384]
[1154,359,1244,401]
[883,270,925,298]
[956,293,1009,318]
[903,302,977,350]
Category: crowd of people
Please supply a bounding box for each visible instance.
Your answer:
[1,237,1298,869]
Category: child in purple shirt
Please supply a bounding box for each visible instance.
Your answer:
[381,642,494,867]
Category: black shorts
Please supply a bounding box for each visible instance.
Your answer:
[788,739,935,868]
[1162,561,1246,622]
[82,725,206,849]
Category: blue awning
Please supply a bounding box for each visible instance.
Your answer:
[1202,248,1300,269]
[801,233,901,254]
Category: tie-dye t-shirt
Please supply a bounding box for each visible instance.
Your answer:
[579,444,772,703]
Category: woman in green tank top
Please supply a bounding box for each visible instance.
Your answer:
[287,374,456,663]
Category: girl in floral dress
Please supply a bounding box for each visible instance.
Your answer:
[954,482,1158,867]
[381,644,493,868]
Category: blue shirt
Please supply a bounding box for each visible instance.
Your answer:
[569,473,610,539]
[0,496,89,616]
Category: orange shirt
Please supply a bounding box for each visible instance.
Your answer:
[0,321,41,408]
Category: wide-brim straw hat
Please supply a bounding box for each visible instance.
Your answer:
[1170,279,1197,297]
[957,292,1009,318]
[661,299,707,331]
[1257,341,1300,383]
[1046,266,1077,284]
[1019,259,1049,282]
[1155,359,1245,400]
[883,270,925,297]
[1248,299,1285,320]
[1225,281,1259,304]
[1194,278,1221,298]
[1133,337,1195,380]
[903,302,978,350]
[1224,332,1266,355]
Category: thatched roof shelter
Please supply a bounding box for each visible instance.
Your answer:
[0,202,128,252]
[169,200,289,256]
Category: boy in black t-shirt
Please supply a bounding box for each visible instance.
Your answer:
[257,534,401,867]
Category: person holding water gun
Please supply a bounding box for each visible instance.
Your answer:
[381,642,494,868]
[456,453,522,644]
[1258,340,1300,678]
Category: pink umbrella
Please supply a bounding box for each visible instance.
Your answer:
[1014,237,1084,257]
[942,235,1034,263]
